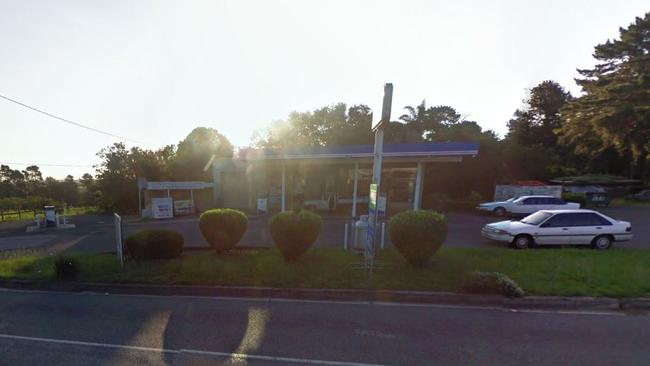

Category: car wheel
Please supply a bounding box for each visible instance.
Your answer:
[592,235,612,250]
[511,235,532,249]
[493,207,506,217]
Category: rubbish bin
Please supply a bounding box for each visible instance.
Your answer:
[44,205,57,227]
[354,215,369,252]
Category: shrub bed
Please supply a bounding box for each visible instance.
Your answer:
[124,229,184,260]
[54,256,80,280]
[269,210,322,261]
[389,210,448,266]
[199,209,248,253]
[462,271,524,297]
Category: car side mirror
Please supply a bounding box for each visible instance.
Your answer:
[515,202,523,205]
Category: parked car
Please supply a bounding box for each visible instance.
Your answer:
[481,209,633,249]
[629,189,650,201]
[476,195,580,216]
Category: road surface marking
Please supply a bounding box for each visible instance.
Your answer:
[0,333,387,366]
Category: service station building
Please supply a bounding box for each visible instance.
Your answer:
[212,142,479,218]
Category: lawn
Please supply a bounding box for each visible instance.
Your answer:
[0,206,100,222]
[610,198,650,207]
[1,247,649,298]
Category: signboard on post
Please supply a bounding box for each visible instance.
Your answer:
[152,197,174,219]
[377,194,387,217]
[366,184,378,263]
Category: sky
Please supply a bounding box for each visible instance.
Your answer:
[1,0,648,179]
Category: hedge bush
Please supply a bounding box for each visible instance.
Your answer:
[199,208,248,253]
[54,256,80,280]
[269,210,322,261]
[462,271,524,297]
[389,210,448,266]
[562,192,587,207]
[124,229,184,260]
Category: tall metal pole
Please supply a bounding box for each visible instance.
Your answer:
[281,164,286,212]
[368,83,392,277]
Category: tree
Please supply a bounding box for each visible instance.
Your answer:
[393,102,463,143]
[172,127,233,181]
[254,104,373,149]
[131,145,175,181]
[61,175,79,205]
[503,81,575,179]
[95,142,137,212]
[507,80,572,148]
[79,173,98,206]
[0,165,25,197]
[558,13,650,180]
[22,165,44,196]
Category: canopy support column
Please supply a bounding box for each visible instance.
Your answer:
[414,162,424,210]
[351,162,359,217]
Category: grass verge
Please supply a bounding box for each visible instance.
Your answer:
[0,248,649,298]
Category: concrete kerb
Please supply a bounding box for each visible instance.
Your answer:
[0,279,646,312]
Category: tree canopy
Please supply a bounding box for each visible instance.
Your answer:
[172,127,233,181]
[559,12,650,178]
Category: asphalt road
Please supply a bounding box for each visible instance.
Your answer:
[1,206,648,253]
[0,289,648,365]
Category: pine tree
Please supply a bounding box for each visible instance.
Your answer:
[559,13,650,178]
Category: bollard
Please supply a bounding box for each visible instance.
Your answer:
[344,223,349,250]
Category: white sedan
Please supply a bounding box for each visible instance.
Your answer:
[481,209,633,249]
[477,195,580,216]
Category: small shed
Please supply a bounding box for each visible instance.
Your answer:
[138,179,214,218]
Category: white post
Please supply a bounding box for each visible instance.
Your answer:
[380,221,386,249]
[281,164,286,212]
[114,213,124,266]
[166,189,170,198]
[351,162,359,217]
[414,162,424,210]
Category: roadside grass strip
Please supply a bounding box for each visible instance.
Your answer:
[0,248,649,297]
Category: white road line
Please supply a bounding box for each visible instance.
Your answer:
[0,288,629,317]
[0,333,177,354]
[0,333,386,366]
[179,348,387,365]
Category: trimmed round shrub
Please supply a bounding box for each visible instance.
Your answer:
[389,210,448,266]
[125,229,184,260]
[54,256,80,280]
[462,271,524,298]
[269,210,322,261]
[199,208,248,253]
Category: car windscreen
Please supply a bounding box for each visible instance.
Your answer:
[520,211,552,225]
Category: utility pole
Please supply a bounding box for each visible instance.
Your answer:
[366,83,392,275]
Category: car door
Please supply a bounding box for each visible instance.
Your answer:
[547,197,566,210]
[569,212,613,245]
[512,197,539,215]
[534,213,575,245]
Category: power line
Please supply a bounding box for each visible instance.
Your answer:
[0,162,93,168]
[0,93,146,144]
